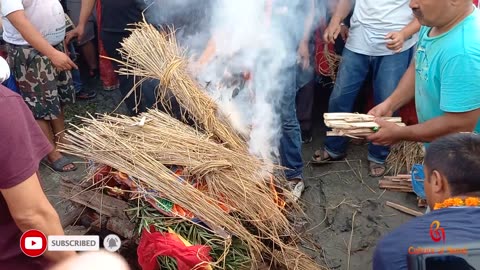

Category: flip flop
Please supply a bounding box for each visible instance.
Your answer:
[47,156,77,172]
[311,148,345,164]
[369,161,386,177]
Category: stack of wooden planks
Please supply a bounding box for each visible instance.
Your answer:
[379,174,413,192]
[324,113,406,138]
[379,174,427,208]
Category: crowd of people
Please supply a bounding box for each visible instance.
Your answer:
[0,0,479,269]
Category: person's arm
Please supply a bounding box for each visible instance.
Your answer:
[400,17,421,40]
[386,17,420,52]
[323,0,353,43]
[368,109,480,145]
[6,11,77,70]
[65,0,95,44]
[301,0,315,44]
[330,0,353,27]
[368,61,416,117]
[398,110,480,142]
[297,0,315,69]
[1,173,76,263]
[369,54,480,145]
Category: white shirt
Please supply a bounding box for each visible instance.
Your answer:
[0,0,66,46]
[346,0,418,56]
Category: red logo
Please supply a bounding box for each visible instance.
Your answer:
[20,230,47,257]
[429,220,446,243]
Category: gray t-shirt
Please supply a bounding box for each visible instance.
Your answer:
[346,0,418,56]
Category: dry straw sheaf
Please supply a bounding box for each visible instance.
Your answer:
[386,141,425,175]
[115,22,247,152]
[61,111,322,269]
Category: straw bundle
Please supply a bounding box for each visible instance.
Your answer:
[386,141,425,175]
[114,22,247,152]
[61,110,323,270]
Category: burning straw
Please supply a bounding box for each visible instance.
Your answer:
[61,110,323,269]
[386,141,425,175]
[115,21,247,152]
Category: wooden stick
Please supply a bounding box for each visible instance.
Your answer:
[386,201,423,217]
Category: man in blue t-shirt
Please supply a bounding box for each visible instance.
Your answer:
[367,0,480,146]
[373,133,480,270]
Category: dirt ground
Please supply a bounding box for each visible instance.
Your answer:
[39,81,423,270]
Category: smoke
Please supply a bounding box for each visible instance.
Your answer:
[141,0,322,164]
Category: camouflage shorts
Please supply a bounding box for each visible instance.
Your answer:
[7,43,75,120]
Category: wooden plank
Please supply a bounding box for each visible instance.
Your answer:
[106,217,136,239]
[326,131,372,137]
[379,180,412,187]
[386,201,423,217]
[59,181,129,218]
[64,225,89,235]
[325,120,406,129]
[345,117,402,123]
[384,175,411,180]
[60,202,84,228]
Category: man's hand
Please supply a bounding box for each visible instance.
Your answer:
[323,22,342,44]
[49,50,78,71]
[367,119,404,146]
[65,25,85,45]
[297,41,310,70]
[367,101,394,118]
[385,31,406,53]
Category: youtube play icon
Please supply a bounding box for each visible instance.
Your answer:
[20,230,47,257]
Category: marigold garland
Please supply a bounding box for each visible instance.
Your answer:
[434,197,480,210]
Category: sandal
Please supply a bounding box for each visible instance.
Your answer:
[311,148,344,164]
[76,89,97,100]
[369,161,386,177]
[46,156,77,172]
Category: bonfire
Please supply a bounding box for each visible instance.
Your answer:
[60,22,325,270]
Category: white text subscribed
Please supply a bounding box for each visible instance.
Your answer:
[48,235,100,251]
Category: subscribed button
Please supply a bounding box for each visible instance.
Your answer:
[48,235,100,251]
[20,229,47,257]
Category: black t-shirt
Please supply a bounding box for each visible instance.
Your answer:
[101,0,142,33]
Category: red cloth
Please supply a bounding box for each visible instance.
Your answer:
[96,1,119,90]
[137,228,212,270]
[474,0,478,7]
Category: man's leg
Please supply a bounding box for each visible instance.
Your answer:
[369,47,414,175]
[80,41,99,76]
[37,118,75,171]
[102,31,145,115]
[279,66,304,181]
[295,79,315,143]
[313,48,370,162]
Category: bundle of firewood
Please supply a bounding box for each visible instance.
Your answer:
[378,174,427,208]
[324,113,406,138]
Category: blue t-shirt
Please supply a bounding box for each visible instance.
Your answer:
[373,207,480,270]
[415,8,480,134]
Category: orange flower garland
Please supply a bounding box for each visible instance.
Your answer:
[434,197,480,210]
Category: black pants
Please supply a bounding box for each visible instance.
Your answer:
[101,31,145,116]
[295,79,316,135]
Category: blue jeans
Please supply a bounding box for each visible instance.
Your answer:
[324,47,414,164]
[68,42,83,94]
[279,65,303,180]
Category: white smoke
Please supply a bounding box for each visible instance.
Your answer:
[141,0,322,165]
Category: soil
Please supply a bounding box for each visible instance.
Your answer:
[39,78,423,270]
